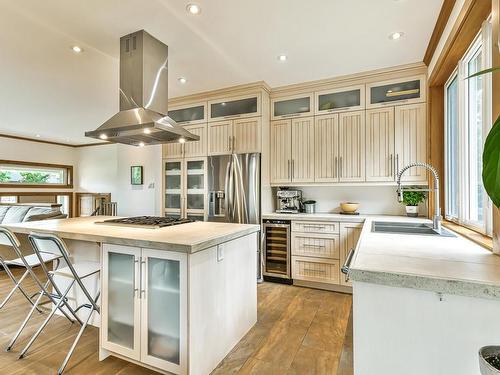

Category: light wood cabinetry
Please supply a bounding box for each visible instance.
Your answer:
[168,102,207,125]
[163,142,184,159]
[162,124,207,159]
[291,117,315,183]
[208,93,261,121]
[339,222,363,287]
[314,114,339,182]
[394,103,427,182]
[271,93,314,120]
[292,221,339,234]
[366,107,395,182]
[101,244,188,374]
[338,111,365,182]
[292,256,340,285]
[291,232,340,259]
[366,74,426,109]
[315,84,365,115]
[270,120,292,184]
[208,118,261,155]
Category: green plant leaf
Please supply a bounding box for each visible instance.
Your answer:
[465,66,500,79]
[483,115,500,208]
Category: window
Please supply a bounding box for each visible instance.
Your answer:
[444,22,493,235]
[0,160,73,188]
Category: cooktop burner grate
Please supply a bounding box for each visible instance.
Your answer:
[97,216,193,228]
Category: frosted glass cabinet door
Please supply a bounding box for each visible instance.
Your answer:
[101,244,141,361]
[186,159,206,211]
[165,161,182,211]
[141,250,187,374]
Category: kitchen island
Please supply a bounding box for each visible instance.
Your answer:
[5,217,260,375]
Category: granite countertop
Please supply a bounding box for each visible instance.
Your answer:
[4,216,260,254]
[350,217,500,300]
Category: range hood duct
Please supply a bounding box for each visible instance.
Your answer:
[85,30,199,146]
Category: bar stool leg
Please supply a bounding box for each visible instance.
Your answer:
[18,280,75,359]
[1,268,42,313]
[57,291,100,375]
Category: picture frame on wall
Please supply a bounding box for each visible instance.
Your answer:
[131,166,143,185]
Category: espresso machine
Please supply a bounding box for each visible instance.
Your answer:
[276,188,302,213]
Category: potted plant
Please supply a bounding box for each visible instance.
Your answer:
[401,191,425,217]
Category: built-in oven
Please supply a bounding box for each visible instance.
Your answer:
[262,219,291,283]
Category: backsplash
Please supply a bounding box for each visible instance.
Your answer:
[272,185,429,216]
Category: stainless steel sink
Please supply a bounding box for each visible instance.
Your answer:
[371,221,456,237]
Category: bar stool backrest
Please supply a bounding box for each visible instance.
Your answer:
[0,226,24,261]
[28,232,69,259]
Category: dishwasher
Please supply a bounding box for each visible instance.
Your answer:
[262,219,292,284]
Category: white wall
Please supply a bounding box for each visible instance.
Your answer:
[272,185,427,216]
[76,143,162,216]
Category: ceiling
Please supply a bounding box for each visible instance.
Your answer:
[0,0,443,145]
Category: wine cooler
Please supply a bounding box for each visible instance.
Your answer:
[262,219,291,282]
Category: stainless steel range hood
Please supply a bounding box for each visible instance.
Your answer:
[85,30,199,146]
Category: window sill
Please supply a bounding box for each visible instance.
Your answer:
[442,220,493,251]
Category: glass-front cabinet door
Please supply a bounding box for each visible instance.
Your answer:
[164,160,183,218]
[101,244,141,360]
[366,75,425,108]
[141,249,187,374]
[185,159,206,219]
[168,102,207,125]
[271,94,313,120]
[208,94,260,120]
[315,85,365,115]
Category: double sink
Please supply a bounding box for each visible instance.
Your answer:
[371,221,455,237]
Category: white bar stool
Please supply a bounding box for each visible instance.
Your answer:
[18,232,100,375]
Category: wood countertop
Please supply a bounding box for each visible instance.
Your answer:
[3,216,260,254]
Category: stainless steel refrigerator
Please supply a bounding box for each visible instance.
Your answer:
[207,153,262,279]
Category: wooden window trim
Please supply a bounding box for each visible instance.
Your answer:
[0,191,73,218]
[0,159,73,189]
[442,219,493,250]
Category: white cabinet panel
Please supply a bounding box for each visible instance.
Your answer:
[314,114,339,182]
[338,111,365,182]
[163,142,183,160]
[291,117,315,183]
[183,124,207,157]
[395,103,427,182]
[366,108,395,182]
[233,118,261,153]
[270,120,292,184]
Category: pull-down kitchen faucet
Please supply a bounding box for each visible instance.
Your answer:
[396,162,441,233]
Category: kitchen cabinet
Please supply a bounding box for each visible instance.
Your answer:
[315,85,365,115]
[162,124,207,159]
[168,102,207,125]
[163,158,207,220]
[338,111,365,182]
[271,93,313,120]
[314,114,339,182]
[366,107,395,182]
[101,244,188,374]
[270,119,292,184]
[291,117,315,183]
[208,118,261,155]
[339,222,362,287]
[269,117,314,184]
[208,94,260,121]
[395,103,427,182]
[366,75,426,109]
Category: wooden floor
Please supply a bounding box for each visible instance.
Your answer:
[0,268,353,375]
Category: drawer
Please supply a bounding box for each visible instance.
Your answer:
[292,221,339,234]
[291,233,339,259]
[292,256,340,285]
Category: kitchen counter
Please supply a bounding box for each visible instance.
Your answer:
[4,216,260,253]
[262,212,366,222]
[350,217,500,300]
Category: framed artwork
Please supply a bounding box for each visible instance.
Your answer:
[131,166,143,185]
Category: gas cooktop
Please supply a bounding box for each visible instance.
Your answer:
[96,216,193,229]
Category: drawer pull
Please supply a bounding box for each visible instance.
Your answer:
[303,225,326,230]
[302,244,326,248]
[341,248,355,282]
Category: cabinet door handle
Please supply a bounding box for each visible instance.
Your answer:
[140,258,146,299]
[396,154,400,177]
[339,156,343,178]
[334,156,338,178]
[228,136,231,151]
[232,136,235,152]
[287,160,291,179]
[292,159,295,179]
[303,244,326,248]
[134,257,139,298]
[389,154,393,176]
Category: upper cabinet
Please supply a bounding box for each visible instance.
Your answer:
[208,94,261,121]
[366,75,426,109]
[163,124,207,159]
[365,108,395,182]
[168,102,207,125]
[315,85,365,115]
[208,118,261,155]
[271,93,314,120]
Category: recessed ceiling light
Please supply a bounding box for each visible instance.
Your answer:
[99,134,108,140]
[186,3,201,15]
[71,45,83,53]
[179,137,186,144]
[143,128,151,134]
[178,77,187,84]
[389,32,404,40]
[35,134,41,138]
[138,142,145,147]
[278,54,288,62]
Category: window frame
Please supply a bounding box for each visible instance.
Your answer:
[443,23,493,236]
[0,160,73,189]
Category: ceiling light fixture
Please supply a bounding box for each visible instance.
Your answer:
[186,3,201,15]
[35,134,41,138]
[278,54,288,62]
[178,77,187,84]
[71,45,83,53]
[138,142,145,147]
[388,32,404,40]
[179,137,186,144]
[143,128,151,134]
[99,134,108,140]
